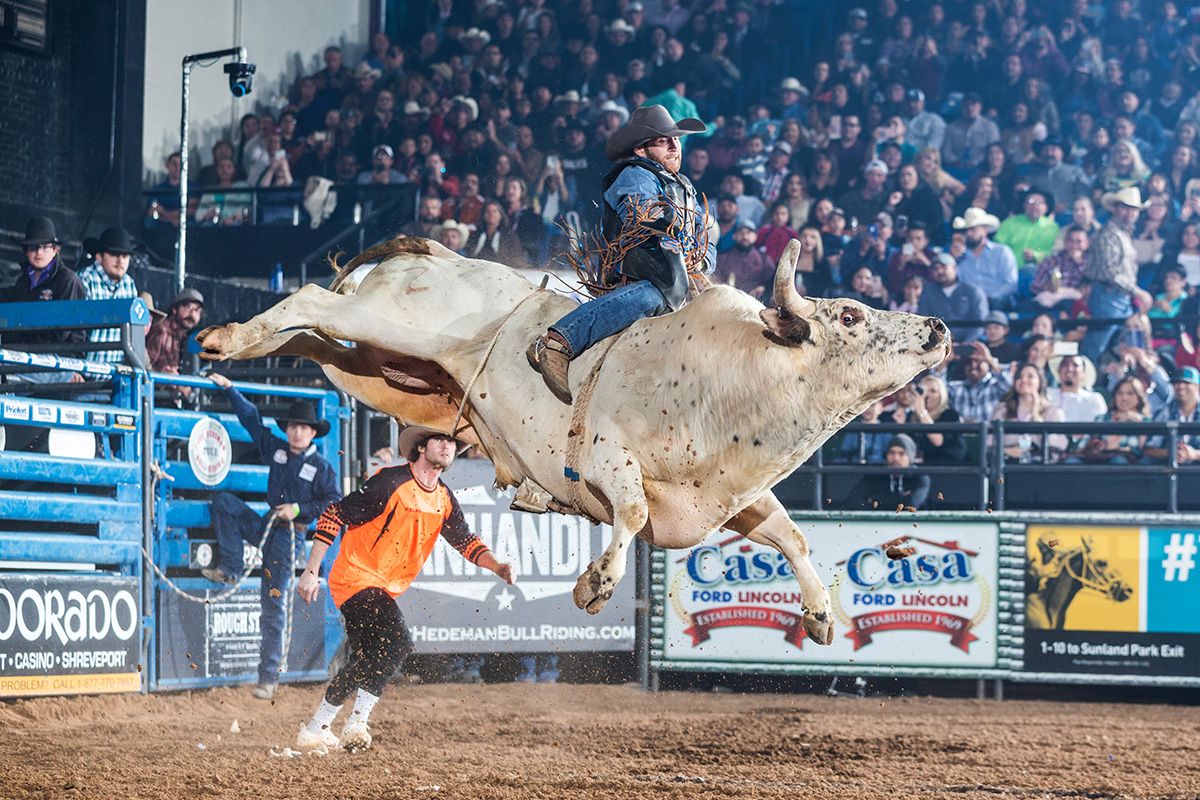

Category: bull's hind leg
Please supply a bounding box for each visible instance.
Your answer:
[572,444,648,615]
[724,492,834,645]
[196,283,453,362]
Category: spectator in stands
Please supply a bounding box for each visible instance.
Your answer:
[713,194,741,253]
[955,207,1018,310]
[992,362,1067,463]
[842,211,894,281]
[844,265,889,310]
[893,374,968,465]
[793,224,831,297]
[3,218,86,376]
[919,252,988,343]
[983,311,1022,365]
[891,273,923,314]
[839,160,888,228]
[780,173,813,231]
[1144,366,1200,463]
[1025,139,1090,213]
[755,203,797,264]
[886,220,935,293]
[1148,266,1188,319]
[942,92,1000,170]
[502,176,549,267]
[1098,139,1152,194]
[79,228,139,365]
[954,174,1007,221]
[1082,187,1154,363]
[402,195,445,239]
[949,341,1013,424]
[358,144,407,185]
[1031,226,1090,312]
[465,200,519,262]
[906,88,945,152]
[832,399,890,465]
[1048,352,1107,456]
[1132,192,1174,269]
[195,159,252,225]
[146,151,184,228]
[721,172,765,228]
[716,221,771,297]
[995,187,1060,270]
[1080,376,1150,464]
[432,220,470,255]
[146,288,204,374]
[845,434,930,511]
[885,163,944,242]
[203,372,341,700]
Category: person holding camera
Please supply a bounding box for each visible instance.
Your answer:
[357,144,407,185]
[891,375,968,464]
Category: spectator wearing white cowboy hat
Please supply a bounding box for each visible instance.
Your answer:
[954,206,1018,310]
[778,77,809,121]
[1048,353,1107,426]
[432,220,471,254]
[1081,186,1154,363]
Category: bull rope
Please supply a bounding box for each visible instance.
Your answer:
[562,332,624,516]
[141,501,297,676]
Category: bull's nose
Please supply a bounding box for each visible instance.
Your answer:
[922,317,947,352]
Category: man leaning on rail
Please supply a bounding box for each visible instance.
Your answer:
[202,373,341,700]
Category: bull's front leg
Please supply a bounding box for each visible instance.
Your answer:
[724,492,834,645]
[572,444,647,615]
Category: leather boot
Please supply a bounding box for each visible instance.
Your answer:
[526,333,573,404]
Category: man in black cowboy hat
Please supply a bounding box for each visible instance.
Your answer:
[202,372,341,700]
[527,104,714,403]
[4,217,86,348]
[79,228,140,364]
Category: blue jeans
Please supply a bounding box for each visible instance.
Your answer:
[550,280,666,358]
[210,492,304,685]
[1082,283,1133,364]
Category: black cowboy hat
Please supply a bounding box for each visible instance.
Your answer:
[276,400,330,438]
[95,227,138,255]
[604,104,707,162]
[13,216,60,247]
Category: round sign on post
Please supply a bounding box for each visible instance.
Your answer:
[188,417,232,486]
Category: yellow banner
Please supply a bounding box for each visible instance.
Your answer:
[1026,526,1139,632]
[0,671,141,698]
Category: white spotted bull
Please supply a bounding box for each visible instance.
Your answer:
[196,238,950,645]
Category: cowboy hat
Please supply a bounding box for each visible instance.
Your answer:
[353,62,382,80]
[428,62,454,81]
[596,100,630,125]
[432,219,471,242]
[13,216,60,247]
[139,291,166,320]
[94,227,138,255]
[1049,353,1098,391]
[779,77,808,98]
[951,207,1001,232]
[604,104,707,162]
[451,95,479,121]
[607,18,636,36]
[553,90,582,106]
[1101,186,1150,211]
[275,400,331,438]
[402,100,430,118]
[460,27,491,44]
[398,425,470,459]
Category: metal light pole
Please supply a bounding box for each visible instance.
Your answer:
[176,46,252,293]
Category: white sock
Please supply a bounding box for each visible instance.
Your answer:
[306,699,342,734]
[347,688,380,726]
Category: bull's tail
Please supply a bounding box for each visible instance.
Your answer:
[328,236,459,293]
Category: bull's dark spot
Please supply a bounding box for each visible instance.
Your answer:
[753,439,762,447]
[732,435,740,443]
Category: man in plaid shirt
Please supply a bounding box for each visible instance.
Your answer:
[78,228,139,364]
[948,341,1014,423]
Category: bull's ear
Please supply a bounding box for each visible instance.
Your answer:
[760,308,810,347]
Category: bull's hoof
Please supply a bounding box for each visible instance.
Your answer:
[572,567,612,614]
[802,611,835,646]
[195,324,237,361]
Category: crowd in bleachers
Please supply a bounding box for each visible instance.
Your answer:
[129,0,1200,487]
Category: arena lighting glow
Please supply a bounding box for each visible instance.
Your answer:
[176,47,256,292]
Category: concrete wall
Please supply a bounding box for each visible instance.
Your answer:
[142,0,370,183]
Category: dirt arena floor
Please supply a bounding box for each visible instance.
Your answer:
[2,682,1197,800]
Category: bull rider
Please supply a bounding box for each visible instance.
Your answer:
[527,104,715,403]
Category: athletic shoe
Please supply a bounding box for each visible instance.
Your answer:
[340,719,372,753]
[200,566,238,585]
[251,683,277,700]
[296,722,339,751]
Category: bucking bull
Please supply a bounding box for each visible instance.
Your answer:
[197,237,949,645]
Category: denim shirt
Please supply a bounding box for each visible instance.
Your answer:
[603,162,717,274]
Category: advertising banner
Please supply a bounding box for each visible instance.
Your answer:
[1024,525,1198,677]
[663,520,999,668]
[0,574,141,697]
[404,460,635,654]
[156,582,326,683]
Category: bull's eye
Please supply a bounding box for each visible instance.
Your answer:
[841,310,861,327]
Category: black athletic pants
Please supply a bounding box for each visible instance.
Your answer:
[325,587,414,705]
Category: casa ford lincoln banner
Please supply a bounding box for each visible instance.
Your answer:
[404,460,635,653]
[664,521,999,668]
[0,574,141,697]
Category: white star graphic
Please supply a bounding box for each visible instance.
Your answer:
[495,587,515,611]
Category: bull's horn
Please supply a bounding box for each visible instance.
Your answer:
[773,239,816,318]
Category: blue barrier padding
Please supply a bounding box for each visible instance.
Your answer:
[0,349,131,377]
[0,532,139,565]
[0,298,151,330]
[0,452,139,487]
[165,499,270,529]
[155,408,269,444]
[0,396,140,432]
[163,461,267,493]
[0,491,140,527]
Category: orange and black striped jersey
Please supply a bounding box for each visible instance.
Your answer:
[316,464,490,608]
